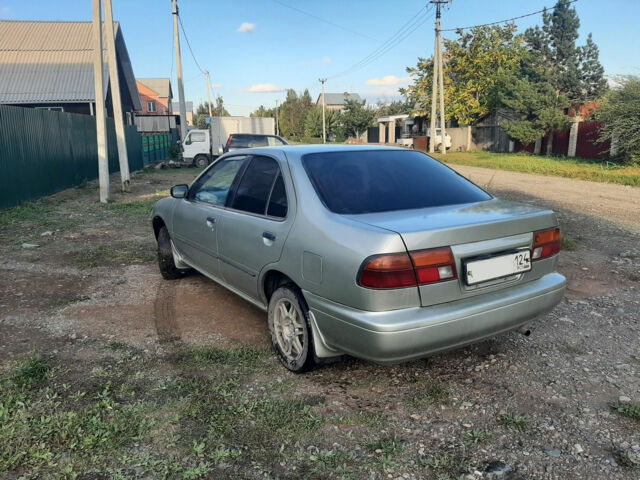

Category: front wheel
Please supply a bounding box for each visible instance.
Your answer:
[194,155,209,168]
[268,286,316,373]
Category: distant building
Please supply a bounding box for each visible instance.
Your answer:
[0,20,141,122]
[171,101,194,126]
[136,78,172,115]
[315,92,362,113]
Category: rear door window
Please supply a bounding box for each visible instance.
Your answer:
[302,150,491,214]
[230,156,282,216]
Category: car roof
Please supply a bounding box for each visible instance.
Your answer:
[227,144,412,157]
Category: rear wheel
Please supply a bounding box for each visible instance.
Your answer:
[157,226,188,280]
[268,286,316,373]
[194,155,209,168]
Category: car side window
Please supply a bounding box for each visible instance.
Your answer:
[230,156,284,216]
[190,156,247,206]
[267,173,288,218]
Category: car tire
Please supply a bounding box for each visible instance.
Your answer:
[268,285,317,373]
[157,225,188,280]
[194,155,209,168]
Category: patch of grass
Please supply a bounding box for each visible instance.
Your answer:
[561,234,578,251]
[304,449,356,479]
[464,428,492,444]
[182,345,273,370]
[435,151,640,186]
[107,341,128,351]
[9,355,50,388]
[421,451,470,477]
[611,402,640,421]
[498,412,529,431]
[0,199,62,231]
[410,381,451,409]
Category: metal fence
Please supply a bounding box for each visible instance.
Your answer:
[142,133,171,165]
[0,104,144,210]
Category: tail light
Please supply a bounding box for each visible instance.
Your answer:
[532,227,561,261]
[358,247,457,289]
[226,135,233,148]
[359,252,416,289]
[411,247,457,284]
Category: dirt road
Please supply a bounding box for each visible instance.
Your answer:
[451,164,640,234]
[1,166,638,479]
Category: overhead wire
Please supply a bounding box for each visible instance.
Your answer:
[442,0,579,31]
[177,12,206,74]
[328,4,434,80]
[269,0,377,41]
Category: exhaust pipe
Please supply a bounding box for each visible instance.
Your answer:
[518,326,533,337]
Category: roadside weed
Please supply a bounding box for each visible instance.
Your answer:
[498,412,529,431]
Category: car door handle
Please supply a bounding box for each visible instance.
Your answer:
[206,216,216,229]
[262,232,276,241]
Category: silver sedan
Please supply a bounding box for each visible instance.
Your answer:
[152,145,566,372]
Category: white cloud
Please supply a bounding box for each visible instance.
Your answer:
[246,83,285,93]
[237,22,255,33]
[368,87,404,97]
[322,57,332,64]
[365,75,411,87]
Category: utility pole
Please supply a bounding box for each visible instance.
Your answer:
[92,0,109,203]
[275,99,279,136]
[172,0,187,140]
[205,69,213,118]
[319,78,327,143]
[104,0,130,191]
[429,0,449,155]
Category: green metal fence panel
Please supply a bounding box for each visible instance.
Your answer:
[0,105,145,210]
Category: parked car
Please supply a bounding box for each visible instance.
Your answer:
[152,145,566,372]
[224,133,288,153]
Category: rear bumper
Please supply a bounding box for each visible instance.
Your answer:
[304,272,566,364]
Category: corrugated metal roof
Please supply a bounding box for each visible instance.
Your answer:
[138,78,172,99]
[0,20,140,109]
[317,92,363,106]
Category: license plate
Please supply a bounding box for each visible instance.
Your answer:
[465,250,531,285]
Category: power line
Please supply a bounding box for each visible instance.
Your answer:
[442,0,579,32]
[177,12,205,74]
[328,5,434,80]
[269,0,376,41]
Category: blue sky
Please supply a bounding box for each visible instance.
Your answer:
[2,0,639,115]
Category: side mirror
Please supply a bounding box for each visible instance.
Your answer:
[217,144,225,156]
[170,184,188,199]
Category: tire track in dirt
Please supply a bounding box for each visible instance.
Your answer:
[153,280,181,343]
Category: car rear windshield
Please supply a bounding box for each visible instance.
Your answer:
[229,135,269,148]
[302,150,491,214]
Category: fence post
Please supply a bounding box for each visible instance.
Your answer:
[567,116,581,157]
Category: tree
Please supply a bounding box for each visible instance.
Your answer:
[250,105,276,118]
[517,0,607,151]
[596,76,640,165]
[192,97,229,129]
[400,23,526,126]
[303,106,339,138]
[341,98,375,139]
[375,99,412,117]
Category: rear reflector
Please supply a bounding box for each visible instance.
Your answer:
[532,227,561,260]
[358,247,457,289]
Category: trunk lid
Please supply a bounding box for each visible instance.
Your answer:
[346,198,558,306]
